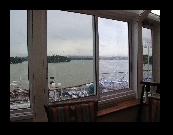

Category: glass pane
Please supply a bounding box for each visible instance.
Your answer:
[47,10,94,102]
[142,27,152,81]
[10,10,30,109]
[98,17,129,93]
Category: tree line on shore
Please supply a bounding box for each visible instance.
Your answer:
[10,55,152,64]
[10,55,92,64]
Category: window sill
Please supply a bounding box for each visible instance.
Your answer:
[97,99,140,117]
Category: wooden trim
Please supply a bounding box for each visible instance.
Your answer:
[97,99,139,117]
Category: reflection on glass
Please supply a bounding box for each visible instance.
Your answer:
[142,27,152,81]
[10,10,30,109]
[98,17,129,93]
[47,10,94,102]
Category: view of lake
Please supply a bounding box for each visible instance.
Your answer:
[10,60,153,90]
[10,60,130,91]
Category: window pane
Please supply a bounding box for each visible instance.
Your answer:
[142,27,152,81]
[47,10,94,102]
[10,10,30,109]
[98,17,129,94]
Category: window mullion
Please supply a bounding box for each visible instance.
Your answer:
[31,10,47,122]
[94,15,100,100]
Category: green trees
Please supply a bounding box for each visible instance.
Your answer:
[47,55,71,63]
[10,55,71,64]
[10,56,27,64]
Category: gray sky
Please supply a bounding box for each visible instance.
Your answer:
[142,27,152,56]
[47,10,93,56]
[10,10,27,57]
[98,17,128,57]
[10,10,157,57]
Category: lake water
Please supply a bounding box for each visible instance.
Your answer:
[10,60,145,91]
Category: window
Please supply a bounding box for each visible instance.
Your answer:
[142,27,153,81]
[98,17,135,105]
[46,11,135,105]
[10,10,32,121]
[47,10,95,102]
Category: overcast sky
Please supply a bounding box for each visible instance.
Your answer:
[10,10,27,57]
[10,10,159,57]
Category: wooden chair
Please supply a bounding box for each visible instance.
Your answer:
[148,96,160,122]
[44,99,98,122]
[137,81,160,122]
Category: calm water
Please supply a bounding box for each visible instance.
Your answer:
[10,60,132,90]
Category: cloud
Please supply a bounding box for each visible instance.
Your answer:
[10,10,27,57]
[47,10,94,56]
[98,17,128,56]
[10,10,152,57]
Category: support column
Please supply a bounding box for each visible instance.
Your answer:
[152,22,160,83]
[29,10,48,122]
[137,10,151,99]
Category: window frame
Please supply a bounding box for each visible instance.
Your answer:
[142,24,154,82]
[45,10,135,106]
[46,11,98,103]
[10,10,33,121]
[96,15,135,106]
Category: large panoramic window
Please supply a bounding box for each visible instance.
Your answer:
[10,10,30,110]
[47,10,95,102]
[142,27,153,81]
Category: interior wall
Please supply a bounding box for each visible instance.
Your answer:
[97,105,148,122]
